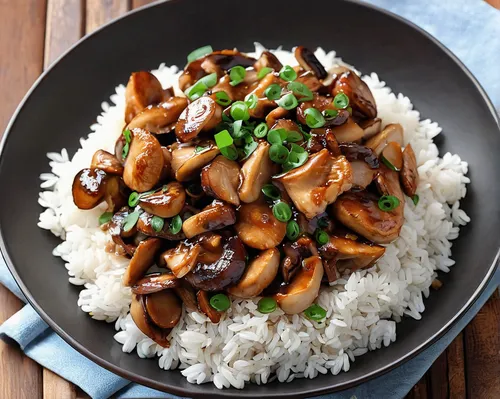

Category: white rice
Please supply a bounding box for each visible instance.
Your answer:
[37,44,470,389]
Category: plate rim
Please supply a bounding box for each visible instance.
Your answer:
[0,0,499,397]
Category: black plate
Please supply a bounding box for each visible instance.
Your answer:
[0,0,499,397]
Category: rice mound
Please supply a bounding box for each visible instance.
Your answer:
[37,44,470,389]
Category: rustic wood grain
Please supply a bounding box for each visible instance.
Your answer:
[428,350,449,398]
[132,0,157,8]
[85,0,129,33]
[43,369,76,399]
[405,374,428,399]
[446,332,466,399]
[465,290,500,399]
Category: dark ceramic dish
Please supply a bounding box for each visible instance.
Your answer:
[0,0,499,397]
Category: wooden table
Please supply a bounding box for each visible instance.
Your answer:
[0,1,498,398]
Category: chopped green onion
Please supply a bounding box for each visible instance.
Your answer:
[151,216,164,232]
[287,81,313,102]
[210,293,231,311]
[184,80,208,101]
[262,184,281,200]
[323,109,339,119]
[378,195,400,211]
[230,120,245,138]
[267,129,285,145]
[98,212,113,225]
[122,142,130,159]
[304,304,327,321]
[199,73,217,88]
[230,101,250,121]
[315,229,329,245]
[304,108,325,128]
[128,192,140,207]
[333,92,349,109]
[279,65,297,82]
[245,93,258,109]
[346,106,353,115]
[123,211,140,232]
[123,129,132,143]
[254,122,268,138]
[229,66,246,86]
[269,144,289,164]
[257,67,273,80]
[317,216,329,228]
[381,155,398,171]
[276,93,298,110]
[272,201,292,222]
[257,297,277,314]
[215,91,232,106]
[412,195,419,206]
[286,220,300,240]
[286,130,303,143]
[187,45,213,63]
[169,215,183,234]
[195,145,207,153]
[242,139,258,159]
[220,145,239,161]
[214,129,233,148]
[289,143,306,153]
[265,84,282,101]
[283,150,308,171]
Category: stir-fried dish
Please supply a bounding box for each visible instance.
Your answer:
[72,45,419,347]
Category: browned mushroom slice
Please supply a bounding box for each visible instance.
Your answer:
[319,236,385,281]
[125,71,164,123]
[186,235,247,291]
[123,129,164,192]
[202,50,256,74]
[275,149,352,219]
[381,141,403,171]
[126,97,188,134]
[365,123,404,156]
[401,144,419,197]
[123,237,162,286]
[72,168,107,209]
[254,51,283,72]
[175,97,222,143]
[196,232,223,263]
[160,146,173,181]
[227,248,280,298]
[350,161,378,190]
[162,242,201,278]
[307,128,341,156]
[130,294,170,347]
[131,272,180,295]
[265,107,291,128]
[238,142,275,203]
[139,182,186,218]
[294,46,327,79]
[174,282,198,312]
[297,94,337,125]
[182,201,236,239]
[136,212,185,240]
[359,118,382,140]
[331,118,364,143]
[201,155,240,206]
[333,70,377,119]
[197,290,222,323]
[332,191,403,244]
[107,209,137,256]
[275,255,324,314]
[339,142,379,168]
[145,290,182,329]
[235,203,287,250]
[295,69,323,92]
[171,142,220,182]
[375,164,405,203]
[247,73,283,118]
[90,150,124,175]
[103,175,127,212]
[271,119,301,134]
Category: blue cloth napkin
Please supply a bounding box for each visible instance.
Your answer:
[1,1,499,398]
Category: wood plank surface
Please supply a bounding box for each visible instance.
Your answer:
[43,369,76,399]
[446,332,466,399]
[85,0,129,33]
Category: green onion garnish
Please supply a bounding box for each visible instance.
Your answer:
[346,106,353,115]
[257,67,273,80]
[220,145,239,161]
[169,215,183,234]
[381,155,398,171]
[151,216,164,232]
[272,201,292,222]
[230,101,250,121]
[269,144,289,164]
[215,129,233,148]
[333,92,349,109]
[187,45,213,63]
[195,145,207,153]
[267,129,285,145]
[229,66,246,86]
[287,81,313,102]
[315,229,329,245]
[253,122,269,138]
[317,216,329,228]
[304,108,325,128]
[323,109,339,119]
[257,297,277,314]
[276,93,298,110]
[262,183,281,200]
[128,192,140,207]
[123,129,132,143]
[265,84,282,101]
[210,293,231,311]
[304,304,327,321]
[241,139,258,159]
[199,73,217,88]
[279,65,297,82]
[215,91,232,106]
[285,130,302,143]
[286,220,300,240]
[122,142,130,159]
[412,195,419,206]
[98,212,113,225]
[231,120,245,138]
[123,211,140,232]
[184,80,208,101]
[378,195,400,211]
[245,93,258,109]
[283,150,308,171]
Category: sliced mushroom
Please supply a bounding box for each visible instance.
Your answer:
[359,118,382,140]
[271,119,301,134]
[139,182,186,218]
[375,164,405,203]
[248,73,283,118]
[307,128,341,156]
[174,282,198,312]
[123,237,162,286]
[201,155,240,206]
[275,255,324,314]
[381,141,403,171]
[227,248,280,298]
[265,107,291,128]
[136,212,185,240]
[401,144,419,197]
[185,235,247,291]
[125,71,164,124]
[331,117,364,143]
[333,70,377,119]
[182,200,236,239]
[295,69,323,92]
[123,129,164,192]
[254,51,283,72]
[126,97,188,134]
[175,97,222,143]
[235,203,287,249]
[294,46,327,79]
[365,123,404,156]
[132,272,180,295]
[238,141,276,203]
[275,149,352,219]
[145,290,182,329]
[72,168,107,209]
[171,142,220,182]
[91,150,123,175]
[297,94,337,125]
[197,290,222,323]
[339,142,379,168]
[160,146,172,180]
[130,294,170,347]
[280,237,318,283]
[162,242,201,278]
[350,160,378,190]
[108,208,137,256]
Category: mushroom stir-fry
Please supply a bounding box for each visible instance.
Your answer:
[72,45,419,347]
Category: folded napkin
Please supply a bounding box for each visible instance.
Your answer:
[1,1,499,398]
